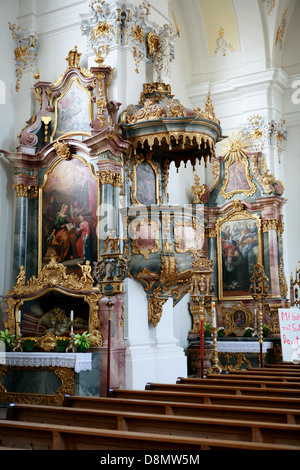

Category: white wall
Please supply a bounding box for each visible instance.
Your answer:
[0,0,18,303]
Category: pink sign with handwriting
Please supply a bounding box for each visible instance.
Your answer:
[278,308,300,363]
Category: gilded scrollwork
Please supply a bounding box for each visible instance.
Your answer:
[131,217,161,259]
[222,302,253,336]
[147,287,168,327]
[0,365,75,406]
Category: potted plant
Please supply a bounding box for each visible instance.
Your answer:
[244,327,254,337]
[262,323,269,337]
[204,322,211,337]
[0,329,15,351]
[74,331,91,352]
[56,336,69,352]
[23,337,36,352]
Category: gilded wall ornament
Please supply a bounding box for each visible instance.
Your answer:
[9,22,38,92]
[275,8,288,49]
[53,140,71,159]
[261,0,275,15]
[214,26,234,57]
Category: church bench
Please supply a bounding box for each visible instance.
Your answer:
[3,406,300,448]
[177,377,300,389]
[63,395,300,424]
[108,387,300,409]
[204,373,300,383]
[0,419,299,450]
[229,369,300,379]
[264,363,300,369]
[145,382,300,398]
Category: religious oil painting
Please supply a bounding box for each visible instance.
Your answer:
[51,78,92,141]
[217,213,262,300]
[135,161,157,205]
[221,160,256,199]
[40,157,98,273]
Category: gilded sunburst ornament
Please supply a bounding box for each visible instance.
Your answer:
[219,131,251,163]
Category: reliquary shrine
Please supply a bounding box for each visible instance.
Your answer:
[0,36,289,399]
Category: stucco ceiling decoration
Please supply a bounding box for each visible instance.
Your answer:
[198,0,240,57]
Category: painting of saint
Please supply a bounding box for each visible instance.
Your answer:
[135,162,157,205]
[219,217,260,298]
[41,158,98,272]
[221,160,256,198]
[52,80,92,140]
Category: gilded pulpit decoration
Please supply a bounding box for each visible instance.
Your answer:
[8,22,38,92]
[194,92,220,125]
[191,174,206,204]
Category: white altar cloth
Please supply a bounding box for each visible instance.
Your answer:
[0,352,92,373]
[210,341,273,354]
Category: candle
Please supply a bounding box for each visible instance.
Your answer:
[212,302,217,328]
[70,310,74,321]
[18,310,21,323]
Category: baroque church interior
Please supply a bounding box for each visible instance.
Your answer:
[0,0,300,452]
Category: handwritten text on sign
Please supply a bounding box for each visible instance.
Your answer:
[278,308,300,362]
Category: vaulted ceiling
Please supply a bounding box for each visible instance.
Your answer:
[170,0,299,85]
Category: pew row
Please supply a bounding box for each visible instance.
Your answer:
[229,369,300,378]
[4,403,300,448]
[0,420,298,450]
[108,388,300,409]
[63,395,300,424]
[177,377,300,389]
[144,382,300,398]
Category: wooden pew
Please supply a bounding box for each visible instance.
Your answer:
[64,395,300,424]
[145,381,300,398]
[229,369,300,379]
[0,419,299,450]
[4,403,300,448]
[177,376,300,389]
[108,387,300,410]
[204,374,300,383]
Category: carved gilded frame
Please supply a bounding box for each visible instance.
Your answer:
[222,302,253,336]
[174,219,204,256]
[50,76,93,141]
[5,257,102,350]
[131,216,160,259]
[130,152,161,205]
[0,365,75,406]
[216,203,262,300]
[38,154,100,273]
[220,159,256,199]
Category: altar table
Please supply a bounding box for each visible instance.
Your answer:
[0,352,99,405]
[208,340,274,371]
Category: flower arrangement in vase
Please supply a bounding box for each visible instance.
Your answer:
[23,337,36,352]
[56,336,69,352]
